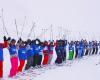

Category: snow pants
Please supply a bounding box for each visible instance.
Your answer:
[75,49,78,58]
[42,55,49,65]
[9,56,18,77]
[48,54,53,64]
[62,51,66,61]
[37,55,42,66]
[78,50,83,58]
[33,54,39,67]
[0,61,3,78]
[98,48,100,54]
[95,47,98,54]
[55,51,63,64]
[55,55,63,64]
[85,49,89,56]
[88,48,92,55]
[92,48,95,54]
[18,60,25,72]
[25,56,33,70]
[68,51,74,60]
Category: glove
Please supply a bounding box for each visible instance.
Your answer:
[17,38,22,43]
[19,38,22,41]
[7,37,11,41]
[3,36,7,41]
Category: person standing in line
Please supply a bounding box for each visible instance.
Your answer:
[68,41,74,60]
[48,41,54,64]
[8,39,18,77]
[25,39,34,70]
[42,41,49,65]
[0,36,8,78]
[17,40,27,72]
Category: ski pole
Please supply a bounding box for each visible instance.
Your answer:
[27,22,35,39]
[1,9,9,36]
[20,16,26,38]
[33,23,36,39]
[37,28,44,39]
[50,24,53,41]
[58,26,62,39]
[37,26,50,39]
[15,19,19,39]
[0,16,2,36]
[44,28,47,41]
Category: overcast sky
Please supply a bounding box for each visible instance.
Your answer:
[0,0,100,40]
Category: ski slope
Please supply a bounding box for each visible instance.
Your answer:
[3,49,100,80]
[0,0,100,80]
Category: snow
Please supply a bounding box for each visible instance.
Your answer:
[0,0,100,80]
[3,49,100,80]
[34,55,100,80]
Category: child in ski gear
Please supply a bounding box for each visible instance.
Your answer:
[95,41,98,54]
[62,40,67,61]
[17,40,27,72]
[25,39,34,70]
[68,41,74,60]
[84,41,89,56]
[58,40,65,62]
[8,39,18,77]
[55,40,63,64]
[78,41,84,58]
[48,41,54,64]
[42,41,49,65]
[88,41,93,55]
[98,41,100,54]
[0,36,8,78]
[75,41,79,58]
[32,39,41,67]
[37,42,44,67]
[92,41,96,55]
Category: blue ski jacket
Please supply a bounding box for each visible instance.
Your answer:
[18,47,27,60]
[8,45,17,56]
[26,45,34,57]
[0,41,8,61]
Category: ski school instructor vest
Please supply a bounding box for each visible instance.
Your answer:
[18,47,27,60]
[0,47,3,61]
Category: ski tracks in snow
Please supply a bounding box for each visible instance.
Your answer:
[1,55,100,80]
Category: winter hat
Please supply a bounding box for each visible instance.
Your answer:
[11,39,16,43]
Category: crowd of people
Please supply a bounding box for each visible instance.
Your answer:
[0,36,100,78]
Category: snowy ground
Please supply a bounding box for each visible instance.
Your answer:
[33,55,100,80]
[2,49,100,80]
